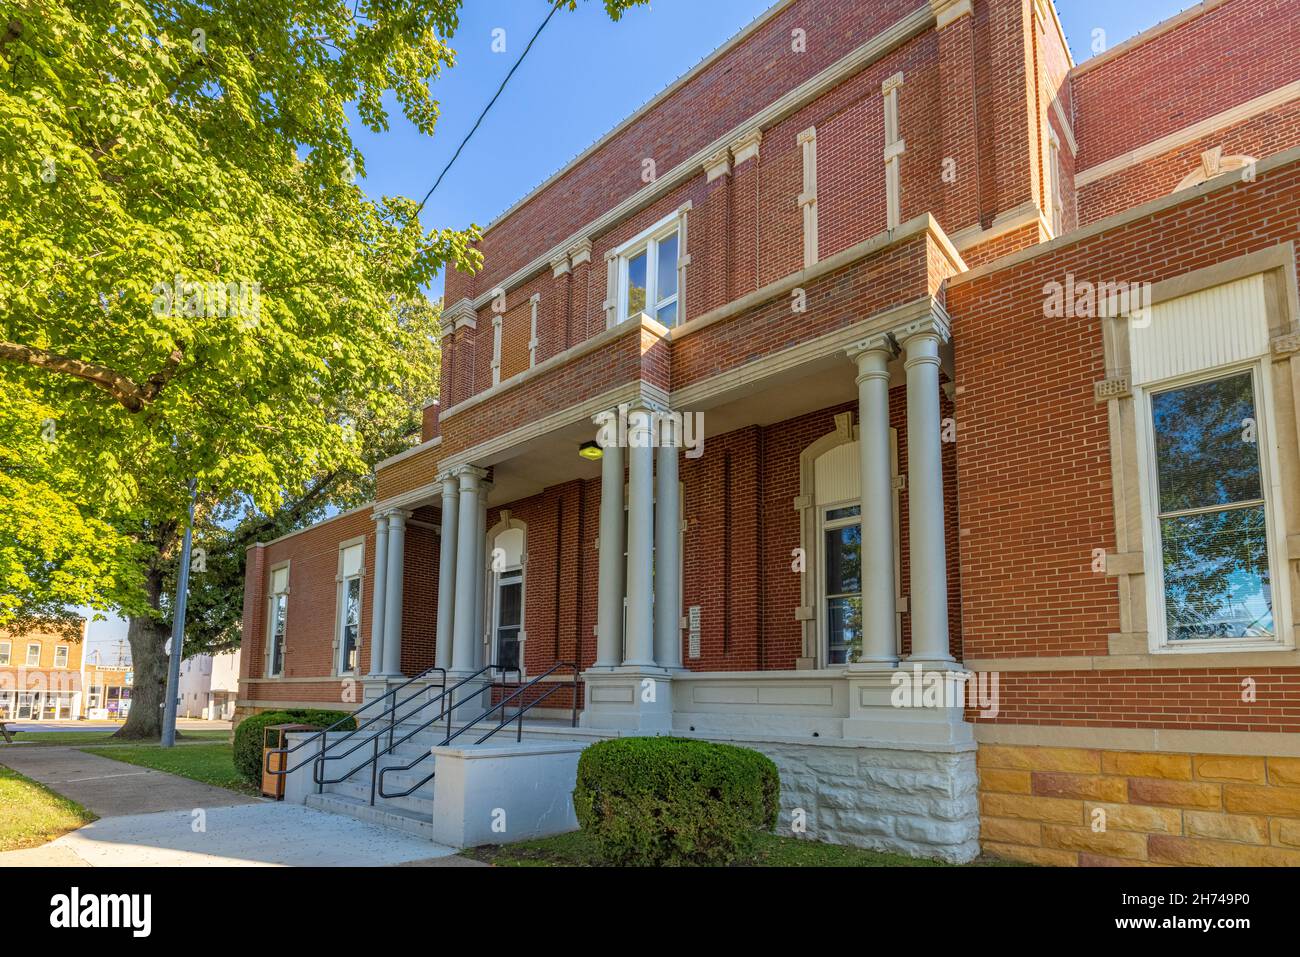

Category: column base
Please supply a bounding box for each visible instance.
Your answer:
[445,671,493,723]
[842,665,973,746]
[579,666,675,733]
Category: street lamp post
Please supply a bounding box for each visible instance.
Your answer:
[161,479,197,748]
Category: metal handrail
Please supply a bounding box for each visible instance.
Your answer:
[264,664,446,780]
[316,664,517,804]
[377,661,580,799]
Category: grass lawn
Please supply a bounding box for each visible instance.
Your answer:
[8,730,229,747]
[81,742,259,795]
[0,765,97,851]
[464,828,1022,867]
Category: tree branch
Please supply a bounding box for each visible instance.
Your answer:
[0,341,183,412]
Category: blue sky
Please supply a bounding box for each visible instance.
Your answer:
[350,0,1200,299]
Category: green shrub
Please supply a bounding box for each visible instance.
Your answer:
[572,736,779,866]
[232,709,356,785]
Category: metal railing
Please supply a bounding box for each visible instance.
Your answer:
[263,664,447,796]
[316,664,517,806]
[377,661,580,800]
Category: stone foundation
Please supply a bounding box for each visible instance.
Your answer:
[742,738,980,863]
[978,743,1300,866]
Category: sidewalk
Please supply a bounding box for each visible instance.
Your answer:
[0,746,482,867]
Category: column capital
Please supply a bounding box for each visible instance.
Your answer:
[895,313,951,350]
[451,464,489,491]
[550,254,572,278]
[847,332,898,362]
[384,508,413,525]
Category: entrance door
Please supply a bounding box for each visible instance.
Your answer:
[17,692,37,719]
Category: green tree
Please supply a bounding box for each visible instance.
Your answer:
[0,0,644,738]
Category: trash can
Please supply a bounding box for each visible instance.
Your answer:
[261,723,318,799]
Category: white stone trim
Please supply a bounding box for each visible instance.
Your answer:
[882,73,905,229]
[953,146,1300,286]
[932,0,971,30]
[528,292,540,368]
[798,126,818,268]
[465,3,937,313]
[490,313,503,387]
[703,148,731,183]
[1075,80,1300,189]
[730,127,762,166]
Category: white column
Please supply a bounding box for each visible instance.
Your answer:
[451,467,486,672]
[593,411,625,668]
[434,474,459,672]
[850,336,898,666]
[623,406,656,667]
[654,414,683,670]
[901,318,954,665]
[381,509,410,676]
[367,512,389,675]
[473,481,491,668]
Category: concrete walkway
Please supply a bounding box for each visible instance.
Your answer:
[0,746,257,817]
[13,803,472,867]
[0,746,483,867]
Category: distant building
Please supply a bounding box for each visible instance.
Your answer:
[177,650,240,720]
[83,665,133,720]
[0,621,86,720]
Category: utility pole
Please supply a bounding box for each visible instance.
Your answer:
[161,479,198,748]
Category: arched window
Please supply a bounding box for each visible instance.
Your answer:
[487,517,527,673]
[796,412,901,668]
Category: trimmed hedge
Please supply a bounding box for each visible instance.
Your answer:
[232,709,356,785]
[572,736,779,866]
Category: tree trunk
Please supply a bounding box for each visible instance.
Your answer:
[113,570,171,740]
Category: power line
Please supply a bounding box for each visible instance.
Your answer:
[416,0,563,213]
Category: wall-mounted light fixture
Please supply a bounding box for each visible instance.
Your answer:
[578,441,603,461]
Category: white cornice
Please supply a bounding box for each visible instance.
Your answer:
[1075,80,1300,188]
[952,145,1300,287]
[467,3,937,313]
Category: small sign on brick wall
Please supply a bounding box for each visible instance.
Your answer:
[688,605,702,659]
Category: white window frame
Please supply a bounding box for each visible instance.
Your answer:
[1135,360,1293,654]
[613,211,682,328]
[267,563,290,676]
[1047,129,1064,237]
[492,566,525,674]
[335,540,365,676]
[0,641,9,666]
[817,500,865,667]
[54,645,69,669]
[486,521,527,677]
[25,642,40,667]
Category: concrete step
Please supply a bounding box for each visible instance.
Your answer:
[305,791,439,841]
[326,775,433,815]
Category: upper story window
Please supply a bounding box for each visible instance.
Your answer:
[0,641,9,666]
[54,645,69,669]
[1143,368,1280,646]
[26,642,40,667]
[615,214,680,328]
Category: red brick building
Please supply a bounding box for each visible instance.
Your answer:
[241,0,1300,865]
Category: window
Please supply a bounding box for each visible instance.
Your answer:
[488,525,526,673]
[54,645,69,669]
[267,565,289,676]
[25,642,40,667]
[822,504,863,665]
[1047,130,1064,236]
[615,217,680,327]
[494,569,524,672]
[0,641,9,666]
[337,543,364,674]
[1145,369,1279,645]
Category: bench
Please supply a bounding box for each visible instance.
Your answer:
[0,721,14,744]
